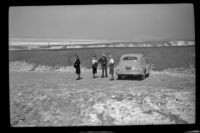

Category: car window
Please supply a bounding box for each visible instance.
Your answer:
[123,56,137,61]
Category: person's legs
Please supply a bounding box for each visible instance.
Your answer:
[93,73,95,78]
[76,68,81,80]
[92,68,95,78]
[94,67,97,78]
[95,67,97,78]
[105,66,108,77]
[77,73,81,80]
[110,74,114,80]
[110,74,112,80]
[109,66,114,80]
[112,73,114,80]
[76,69,78,80]
[102,67,105,78]
[76,74,79,80]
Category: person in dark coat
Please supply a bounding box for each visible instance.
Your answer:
[98,53,108,78]
[109,54,115,80]
[74,54,81,80]
[92,55,98,78]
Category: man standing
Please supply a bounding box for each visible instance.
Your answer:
[98,53,108,78]
[74,54,81,80]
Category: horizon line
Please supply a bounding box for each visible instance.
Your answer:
[9,37,195,42]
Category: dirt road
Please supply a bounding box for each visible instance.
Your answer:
[9,70,195,126]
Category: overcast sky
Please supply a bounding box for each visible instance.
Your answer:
[9,4,195,41]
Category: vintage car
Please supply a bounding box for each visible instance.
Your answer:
[116,53,150,80]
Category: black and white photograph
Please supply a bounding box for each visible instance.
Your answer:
[9,4,196,127]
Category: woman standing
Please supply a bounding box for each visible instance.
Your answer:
[92,55,98,78]
[74,54,81,80]
[109,55,115,80]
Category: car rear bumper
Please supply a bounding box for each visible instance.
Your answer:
[116,69,144,75]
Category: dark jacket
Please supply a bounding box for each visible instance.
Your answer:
[74,58,81,74]
[92,62,98,69]
[98,56,107,67]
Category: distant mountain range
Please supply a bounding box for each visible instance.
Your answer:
[9,39,195,50]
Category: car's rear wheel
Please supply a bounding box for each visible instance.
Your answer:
[118,75,122,80]
[141,74,145,80]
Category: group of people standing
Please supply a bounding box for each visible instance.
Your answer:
[74,53,115,80]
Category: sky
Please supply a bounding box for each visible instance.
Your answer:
[9,4,195,41]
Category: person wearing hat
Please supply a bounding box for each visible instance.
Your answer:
[92,55,98,78]
[74,54,81,80]
[109,54,115,80]
[98,53,108,78]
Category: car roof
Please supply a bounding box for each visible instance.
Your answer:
[120,53,144,59]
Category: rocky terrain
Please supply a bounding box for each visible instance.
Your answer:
[9,68,195,126]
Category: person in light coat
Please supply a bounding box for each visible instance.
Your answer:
[92,55,98,78]
[109,54,115,80]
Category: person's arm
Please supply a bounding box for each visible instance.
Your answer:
[77,58,80,65]
[105,57,107,64]
[110,58,115,65]
[94,59,98,67]
[74,59,77,68]
[98,58,102,64]
[92,59,95,64]
[92,59,95,68]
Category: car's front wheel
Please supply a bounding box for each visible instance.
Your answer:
[145,73,150,78]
